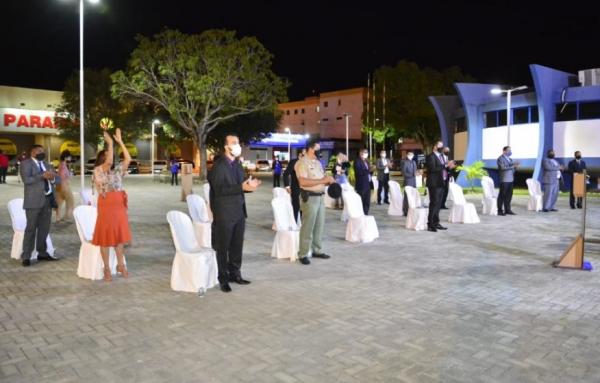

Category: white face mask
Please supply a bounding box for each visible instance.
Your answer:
[407,155,414,160]
[362,153,368,159]
[229,144,242,157]
[380,153,386,158]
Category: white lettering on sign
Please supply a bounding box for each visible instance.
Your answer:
[0,108,58,134]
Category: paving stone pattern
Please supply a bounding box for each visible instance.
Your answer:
[1,175,600,383]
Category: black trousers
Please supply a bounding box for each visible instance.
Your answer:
[403,190,409,216]
[291,190,300,223]
[570,187,582,208]
[0,167,7,183]
[22,196,53,260]
[212,216,245,283]
[427,186,443,228]
[441,178,450,208]
[497,182,513,213]
[171,173,178,186]
[358,187,370,215]
[377,174,389,203]
[273,174,281,187]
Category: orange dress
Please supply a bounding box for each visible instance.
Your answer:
[91,164,132,247]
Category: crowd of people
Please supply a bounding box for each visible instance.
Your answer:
[10,130,590,293]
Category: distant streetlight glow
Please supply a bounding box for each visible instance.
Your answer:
[490,85,528,146]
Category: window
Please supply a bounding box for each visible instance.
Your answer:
[454,117,466,133]
[294,109,298,115]
[324,101,328,107]
[513,107,529,124]
[336,117,343,120]
[497,110,507,126]
[286,110,290,115]
[556,104,577,121]
[322,118,329,122]
[338,99,341,106]
[316,106,320,113]
[530,106,539,123]
[301,120,305,125]
[485,111,497,128]
[301,108,305,114]
[578,101,600,120]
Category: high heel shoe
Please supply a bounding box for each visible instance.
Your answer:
[103,267,112,282]
[116,264,129,278]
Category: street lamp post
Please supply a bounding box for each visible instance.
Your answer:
[491,85,528,147]
[284,127,291,160]
[151,119,161,174]
[344,113,351,156]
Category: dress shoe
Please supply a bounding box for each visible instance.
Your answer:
[299,257,311,265]
[230,276,251,285]
[542,209,549,212]
[570,206,576,209]
[384,201,390,205]
[220,282,232,293]
[312,253,330,259]
[577,205,582,209]
[440,206,449,210]
[377,202,382,205]
[498,212,506,216]
[427,226,437,232]
[550,209,558,212]
[506,211,516,215]
[22,259,31,267]
[37,253,58,261]
[435,224,448,230]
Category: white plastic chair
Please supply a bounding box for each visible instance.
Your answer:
[480,176,498,216]
[7,198,55,261]
[186,194,212,248]
[404,186,428,231]
[271,198,299,261]
[387,181,404,216]
[202,183,214,221]
[271,187,292,230]
[73,206,118,280]
[342,190,379,243]
[526,178,543,212]
[80,188,96,207]
[448,183,480,223]
[371,178,379,203]
[166,211,218,294]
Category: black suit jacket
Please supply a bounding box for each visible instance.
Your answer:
[354,158,371,193]
[425,152,445,188]
[207,155,247,223]
[283,158,299,193]
[568,159,586,179]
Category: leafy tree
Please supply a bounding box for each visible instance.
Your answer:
[55,68,151,148]
[456,160,488,192]
[112,28,288,179]
[368,60,474,152]
[205,110,281,151]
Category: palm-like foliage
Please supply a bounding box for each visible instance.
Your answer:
[456,161,488,192]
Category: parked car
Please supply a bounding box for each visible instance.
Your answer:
[153,160,167,174]
[256,160,271,172]
[127,160,140,174]
[85,158,96,174]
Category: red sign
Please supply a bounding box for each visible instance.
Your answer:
[0,108,57,134]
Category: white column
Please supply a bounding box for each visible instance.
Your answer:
[79,0,85,190]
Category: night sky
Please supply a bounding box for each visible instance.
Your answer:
[3,0,600,100]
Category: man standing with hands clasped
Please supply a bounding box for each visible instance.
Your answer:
[376,150,391,205]
[425,141,456,232]
[497,146,519,216]
[20,145,60,266]
[568,151,586,209]
[295,139,335,265]
[208,134,261,293]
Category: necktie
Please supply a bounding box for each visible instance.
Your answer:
[439,154,447,180]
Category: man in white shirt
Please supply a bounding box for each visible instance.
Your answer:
[376,151,391,205]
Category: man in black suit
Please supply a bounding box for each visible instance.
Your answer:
[568,150,587,209]
[208,134,261,293]
[425,141,455,232]
[283,148,306,223]
[353,148,372,215]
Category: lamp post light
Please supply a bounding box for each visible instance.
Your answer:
[284,127,291,160]
[151,119,161,174]
[490,85,528,147]
[344,113,351,156]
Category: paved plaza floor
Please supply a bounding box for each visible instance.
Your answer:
[1,174,600,383]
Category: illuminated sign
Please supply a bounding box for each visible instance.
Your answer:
[250,132,310,148]
[0,108,57,134]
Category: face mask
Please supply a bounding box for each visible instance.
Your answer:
[575,155,581,159]
[506,150,512,157]
[35,153,46,161]
[362,153,368,159]
[548,153,555,159]
[407,155,414,160]
[443,151,449,155]
[314,149,321,158]
[229,144,242,157]
[436,145,443,152]
[380,153,386,158]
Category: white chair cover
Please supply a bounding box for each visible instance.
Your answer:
[526,178,543,211]
[448,183,480,223]
[340,183,354,222]
[202,183,214,221]
[73,206,119,280]
[404,186,428,231]
[387,181,404,216]
[271,198,299,261]
[80,188,97,207]
[7,198,55,260]
[480,176,498,216]
[371,178,379,203]
[271,187,292,230]
[166,211,218,293]
[342,190,379,243]
[186,194,212,248]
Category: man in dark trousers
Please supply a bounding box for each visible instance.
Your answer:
[425,141,455,232]
[20,145,60,266]
[208,134,260,293]
[354,148,372,215]
[376,150,391,205]
[497,146,519,215]
[402,151,417,216]
[272,156,282,187]
[440,147,452,209]
[283,148,306,223]
[568,150,586,209]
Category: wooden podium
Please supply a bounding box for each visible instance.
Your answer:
[553,172,589,269]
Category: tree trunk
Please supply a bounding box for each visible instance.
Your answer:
[195,129,208,181]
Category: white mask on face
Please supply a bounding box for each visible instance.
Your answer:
[380,153,386,158]
[362,153,368,159]
[407,155,414,160]
[229,144,242,157]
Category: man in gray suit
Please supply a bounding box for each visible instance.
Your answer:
[497,146,519,216]
[20,145,60,266]
[402,151,417,216]
[542,148,563,212]
[376,150,391,205]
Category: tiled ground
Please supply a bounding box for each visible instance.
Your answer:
[1,174,600,383]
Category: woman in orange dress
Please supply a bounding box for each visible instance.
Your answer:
[92,128,131,281]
